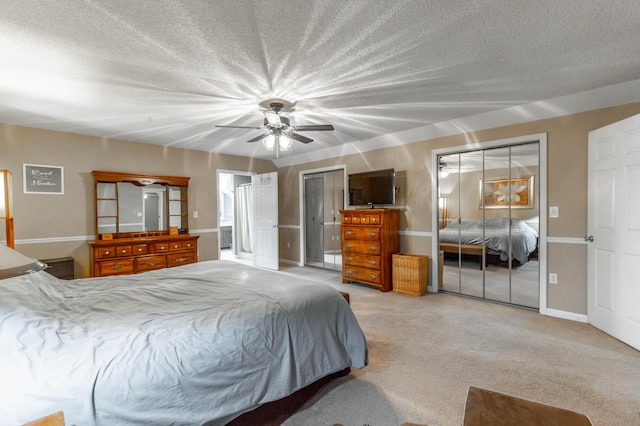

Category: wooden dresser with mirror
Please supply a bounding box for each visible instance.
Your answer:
[88,171,199,277]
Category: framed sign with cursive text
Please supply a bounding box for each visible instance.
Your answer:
[23,164,64,194]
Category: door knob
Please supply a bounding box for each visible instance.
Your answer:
[584,235,594,242]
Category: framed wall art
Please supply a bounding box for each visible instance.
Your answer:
[23,164,64,195]
[479,176,534,209]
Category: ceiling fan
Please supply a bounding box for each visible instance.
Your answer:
[215,101,334,157]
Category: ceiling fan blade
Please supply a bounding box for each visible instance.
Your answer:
[246,133,271,143]
[286,132,314,144]
[215,125,263,129]
[294,124,334,131]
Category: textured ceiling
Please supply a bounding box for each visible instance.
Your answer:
[2,1,640,164]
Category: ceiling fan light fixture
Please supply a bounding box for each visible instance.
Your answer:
[279,136,293,151]
[262,135,276,151]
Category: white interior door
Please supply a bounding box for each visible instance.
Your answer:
[252,172,279,270]
[588,113,640,350]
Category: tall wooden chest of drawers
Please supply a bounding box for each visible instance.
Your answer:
[340,209,399,292]
[89,235,199,277]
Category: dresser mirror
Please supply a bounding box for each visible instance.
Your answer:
[93,171,189,239]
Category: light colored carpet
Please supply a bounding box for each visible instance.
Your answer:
[272,264,640,426]
[442,259,539,309]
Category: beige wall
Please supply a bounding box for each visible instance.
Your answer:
[277,102,640,315]
[3,102,640,315]
[0,124,275,277]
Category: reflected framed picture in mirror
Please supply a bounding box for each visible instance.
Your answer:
[480,176,534,209]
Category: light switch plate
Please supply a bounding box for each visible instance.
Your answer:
[550,206,559,218]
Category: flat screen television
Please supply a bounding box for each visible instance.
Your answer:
[348,168,395,207]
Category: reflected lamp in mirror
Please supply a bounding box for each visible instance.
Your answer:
[0,244,47,280]
[439,197,449,229]
[1,170,14,248]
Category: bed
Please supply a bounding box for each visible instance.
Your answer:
[0,259,368,425]
[439,217,538,266]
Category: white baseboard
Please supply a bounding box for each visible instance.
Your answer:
[545,308,588,323]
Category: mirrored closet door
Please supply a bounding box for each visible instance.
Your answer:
[438,142,540,309]
[304,169,344,271]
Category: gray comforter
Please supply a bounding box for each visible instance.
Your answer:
[439,217,538,264]
[0,260,367,425]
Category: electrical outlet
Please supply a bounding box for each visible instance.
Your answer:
[193,210,198,218]
[549,273,558,284]
[287,242,290,248]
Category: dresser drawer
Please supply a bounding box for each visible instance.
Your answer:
[96,246,116,259]
[169,241,183,251]
[167,252,196,267]
[155,242,170,252]
[344,254,381,270]
[183,240,197,250]
[115,245,132,257]
[97,259,134,276]
[136,255,167,272]
[343,266,382,286]
[343,240,381,255]
[343,227,381,240]
[132,244,148,255]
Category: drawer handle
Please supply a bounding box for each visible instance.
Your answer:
[105,251,110,255]
[346,257,353,262]
[346,230,353,236]
[176,257,187,263]
[160,246,166,250]
[112,264,124,270]
[370,274,378,280]
[369,260,377,265]
[138,248,143,252]
[121,249,127,254]
[369,232,377,237]
[173,244,179,249]
[147,262,157,267]
[346,244,353,249]
[369,247,377,252]
[347,270,354,275]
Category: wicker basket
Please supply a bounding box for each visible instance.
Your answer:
[392,253,429,296]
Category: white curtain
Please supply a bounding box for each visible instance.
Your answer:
[235,184,254,253]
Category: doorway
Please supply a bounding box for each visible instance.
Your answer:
[143,185,165,232]
[435,138,545,310]
[217,170,254,262]
[302,168,345,271]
